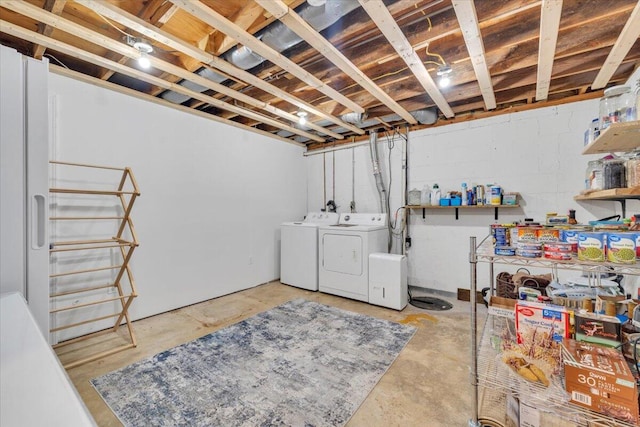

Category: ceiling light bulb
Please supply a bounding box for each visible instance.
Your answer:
[296,111,308,125]
[439,76,450,88]
[308,0,326,6]
[138,54,151,69]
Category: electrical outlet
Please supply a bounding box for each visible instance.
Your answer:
[107,286,117,295]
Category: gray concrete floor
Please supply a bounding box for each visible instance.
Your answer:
[59,282,487,426]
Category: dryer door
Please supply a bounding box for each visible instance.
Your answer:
[322,233,362,275]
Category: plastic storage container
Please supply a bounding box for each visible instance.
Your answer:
[603,158,626,189]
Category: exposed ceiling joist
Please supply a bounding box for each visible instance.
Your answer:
[32,0,66,59]
[0,19,322,143]
[212,1,262,55]
[168,0,365,115]
[72,0,357,138]
[451,0,497,110]
[256,0,418,125]
[0,0,328,142]
[357,0,454,118]
[592,0,640,89]
[536,0,563,101]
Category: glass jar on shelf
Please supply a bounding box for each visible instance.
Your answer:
[603,158,627,189]
[626,152,640,188]
[599,85,631,130]
[585,159,603,190]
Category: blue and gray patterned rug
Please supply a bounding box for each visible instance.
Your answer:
[91,298,416,427]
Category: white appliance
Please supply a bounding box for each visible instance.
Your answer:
[0,45,49,336]
[318,213,388,302]
[369,253,408,310]
[0,293,96,426]
[280,212,339,291]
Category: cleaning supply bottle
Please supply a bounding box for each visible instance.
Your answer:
[461,183,468,206]
[420,184,430,206]
[431,184,441,206]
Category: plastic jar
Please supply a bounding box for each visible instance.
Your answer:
[603,158,626,189]
[585,159,603,190]
[627,153,640,188]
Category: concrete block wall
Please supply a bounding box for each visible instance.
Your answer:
[307,100,640,296]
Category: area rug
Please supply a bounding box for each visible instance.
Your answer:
[91,298,416,427]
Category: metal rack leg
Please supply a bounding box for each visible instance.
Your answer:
[469,236,481,427]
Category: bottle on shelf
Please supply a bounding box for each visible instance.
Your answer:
[420,184,430,206]
[461,183,468,206]
[431,184,441,206]
[476,184,485,206]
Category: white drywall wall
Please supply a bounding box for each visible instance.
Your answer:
[307,101,640,297]
[49,73,306,337]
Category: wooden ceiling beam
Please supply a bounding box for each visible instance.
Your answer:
[0,20,322,142]
[168,0,365,115]
[72,0,355,138]
[256,0,417,125]
[592,0,640,89]
[535,0,563,101]
[451,0,497,110]
[0,3,327,143]
[32,0,66,59]
[212,1,263,55]
[357,0,454,118]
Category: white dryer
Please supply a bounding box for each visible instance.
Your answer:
[280,212,339,291]
[318,213,388,302]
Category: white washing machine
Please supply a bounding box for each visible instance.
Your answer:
[280,212,339,291]
[318,213,388,302]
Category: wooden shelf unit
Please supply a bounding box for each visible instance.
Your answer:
[406,204,520,220]
[576,121,640,217]
[582,120,640,155]
[48,161,140,369]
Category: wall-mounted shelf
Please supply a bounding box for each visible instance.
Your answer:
[582,120,640,155]
[406,204,520,220]
[574,187,640,217]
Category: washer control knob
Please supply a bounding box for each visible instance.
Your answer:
[344,215,350,221]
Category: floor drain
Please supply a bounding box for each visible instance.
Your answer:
[409,296,453,311]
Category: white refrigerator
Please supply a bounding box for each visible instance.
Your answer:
[0,45,50,337]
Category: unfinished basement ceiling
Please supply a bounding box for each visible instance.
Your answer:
[1,0,639,148]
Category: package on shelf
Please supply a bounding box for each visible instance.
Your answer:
[574,312,622,348]
[515,301,571,344]
[562,339,639,425]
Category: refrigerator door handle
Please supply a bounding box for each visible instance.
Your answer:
[31,194,46,249]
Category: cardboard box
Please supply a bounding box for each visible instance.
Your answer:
[562,339,639,424]
[574,312,621,348]
[515,301,570,344]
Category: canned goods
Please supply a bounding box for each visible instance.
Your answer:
[607,232,636,264]
[495,246,516,256]
[544,242,573,253]
[544,251,572,260]
[577,232,606,261]
[536,228,560,243]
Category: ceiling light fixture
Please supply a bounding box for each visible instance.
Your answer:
[296,111,308,125]
[307,0,327,6]
[126,36,154,69]
[437,64,452,88]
